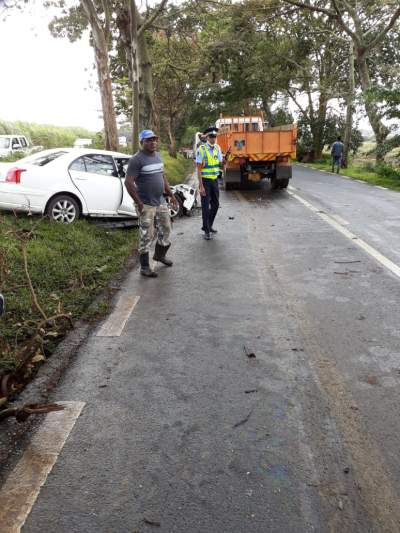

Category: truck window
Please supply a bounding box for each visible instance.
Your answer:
[12,137,20,148]
[0,138,10,149]
[19,137,28,147]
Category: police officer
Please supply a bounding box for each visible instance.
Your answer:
[125,129,178,278]
[196,127,223,240]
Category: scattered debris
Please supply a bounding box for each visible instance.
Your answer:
[177,232,184,235]
[365,375,378,386]
[229,216,235,220]
[233,409,254,428]
[334,260,361,264]
[337,499,344,510]
[357,314,366,320]
[99,384,107,388]
[343,467,350,474]
[243,345,256,358]
[0,403,64,423]
[143,518,161,527]
[334,271,350,275]
[291,348,304,352]
[245,389,258,394]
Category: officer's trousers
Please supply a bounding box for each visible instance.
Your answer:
[201,178,220,233]
[139,203,171,254]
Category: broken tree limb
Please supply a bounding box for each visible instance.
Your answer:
[0,403,65,423]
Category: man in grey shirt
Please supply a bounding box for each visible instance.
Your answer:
[125,130,178,278]
[331,136,344,173]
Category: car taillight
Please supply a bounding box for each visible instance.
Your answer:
[5,167,26,184]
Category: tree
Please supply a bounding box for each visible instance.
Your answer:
[283,0,400,161]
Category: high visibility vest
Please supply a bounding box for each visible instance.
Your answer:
[199,144,221,180]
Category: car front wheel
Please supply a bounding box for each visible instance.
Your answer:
[46,195,81,223]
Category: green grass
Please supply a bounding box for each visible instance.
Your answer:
[0,214,137,372]
[161,150,194,185]
[302,160,400,192]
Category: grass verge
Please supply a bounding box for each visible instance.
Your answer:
[302,159,400,192]
[161,150,194,185]
[0,213,137,374]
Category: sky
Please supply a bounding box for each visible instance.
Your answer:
[0,2,103,131]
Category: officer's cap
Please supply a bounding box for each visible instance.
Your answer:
[203,126,219,137]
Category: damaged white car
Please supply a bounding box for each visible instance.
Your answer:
[170,183,198,218]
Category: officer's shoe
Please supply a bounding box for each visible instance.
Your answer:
[140,252,158,277]
[153,243,173,267]
[203,232,212,240]
[210,227,218,234]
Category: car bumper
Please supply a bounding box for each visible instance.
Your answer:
[0,184,46,213]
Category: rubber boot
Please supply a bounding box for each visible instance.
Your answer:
[153,243,173,266]
[140,252,158,277]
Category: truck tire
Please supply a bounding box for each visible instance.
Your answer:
[279,179,289,189]
[270,176,280,190]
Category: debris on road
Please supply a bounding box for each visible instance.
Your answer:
[243,345,256,358]
[245,389,258,394]
[334,260,361,264]
[144,517,161,527]
[229,216,235,220]
[0,402,64,423]
[233,409,254,428]
[343,467,350,474]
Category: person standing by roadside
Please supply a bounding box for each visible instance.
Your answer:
[196,127,223,240]
[125,130,178,278]
[331,136,344,173]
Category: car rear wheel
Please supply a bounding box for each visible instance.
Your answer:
[169,193,183,218]
[47,195,80,223]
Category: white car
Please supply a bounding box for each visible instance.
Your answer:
[0,148,138,223]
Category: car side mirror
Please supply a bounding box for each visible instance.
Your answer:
[111,170,119,177]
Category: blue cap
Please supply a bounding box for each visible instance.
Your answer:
[139,129,159,142]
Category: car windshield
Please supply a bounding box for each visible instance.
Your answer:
[21,151,68,166]
[0,138,10,149]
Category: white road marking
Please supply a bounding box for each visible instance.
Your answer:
[288,190,400,279]
[0,401,85,533]
[329,213,350,226]
[96,294,140,337]
[234,191,246,203]
[376,186,388,190]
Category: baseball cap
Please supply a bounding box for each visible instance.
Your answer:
[139,129,159,142]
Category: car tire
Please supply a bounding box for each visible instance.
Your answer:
[169,193,183,218]
[46,195,81,224]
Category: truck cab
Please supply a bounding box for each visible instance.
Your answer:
[0,135,33,158]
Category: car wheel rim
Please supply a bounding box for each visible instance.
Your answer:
[52,200,76,223]
[169,204,179,218]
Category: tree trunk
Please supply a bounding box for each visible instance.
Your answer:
[138,32,155,130]
[167,117,177,158]
[343,41,354,168]
[314,93,328,160]
[128,0,140,153]
[357,51,389,162]
[94,47,119,151]
[81,0,118,152]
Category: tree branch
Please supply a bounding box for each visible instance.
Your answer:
[366,6,400,52]
[138,0,168,37]
[282,0,334,17]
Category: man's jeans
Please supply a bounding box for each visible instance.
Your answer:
[201,178,220,233]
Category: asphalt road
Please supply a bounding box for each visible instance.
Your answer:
[3,165,400,532]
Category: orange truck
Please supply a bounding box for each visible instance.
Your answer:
[216,115,297,190]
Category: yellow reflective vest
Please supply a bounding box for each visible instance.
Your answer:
[199,143,221,180]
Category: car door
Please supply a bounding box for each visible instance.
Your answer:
[113,156,138,217]
[69,154,123,215]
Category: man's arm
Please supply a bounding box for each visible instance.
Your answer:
[125,174,144,213]
[163,174,178,208]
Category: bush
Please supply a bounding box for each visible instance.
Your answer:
[376,163,400,180]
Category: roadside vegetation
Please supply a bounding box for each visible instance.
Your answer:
[302,146,400,192]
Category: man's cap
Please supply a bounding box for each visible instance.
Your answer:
[139,129,159,142]
[203,126,219,136]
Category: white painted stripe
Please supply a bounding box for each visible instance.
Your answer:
[0,401,85,533]
[376,186,388,190]
[330,213,349,226]
[288,191,400,279]
[96,294,140,337]
[234,191,246,203]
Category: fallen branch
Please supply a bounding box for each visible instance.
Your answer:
[0,403,64,423]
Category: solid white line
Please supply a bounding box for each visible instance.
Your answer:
[329,213,350,226]
[234,191,247,203]
[376,186,388,190]
[0,401,85,533]
[96,294,140,337]
[288,191,400,279]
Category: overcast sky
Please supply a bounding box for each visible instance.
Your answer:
[0,2,103,131]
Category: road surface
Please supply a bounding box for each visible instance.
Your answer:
[1,165,400,533]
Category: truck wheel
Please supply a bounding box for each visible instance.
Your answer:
[279,179,289,189]
[270,176,279,190]
[46,194,80,223]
